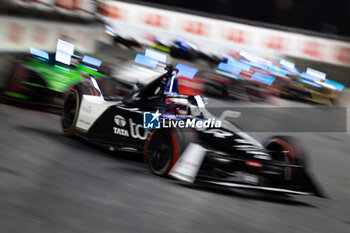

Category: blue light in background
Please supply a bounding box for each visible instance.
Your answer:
[268,65,287,77]
[251,73,275,85]
[176,37,198,51]
[178,45,188,52]
[280,59,295,70]
[134,54,158,68]
[306,68,326,80]
[323,79,344,91]
[30,47,49,60]
[301,72,324,82]
[215,70,239,80]
[176,63,198,80]
[227,60,250,72]
[154,37,165,45]
[55,51,71,66]
[81,64,98,71]
[105,25,117,35]
[250,57,272,70]
[300,79,322,88]
[218,62,241,75]
[82,55,102,67]
[239,50,253,61]
[145,49,167,63]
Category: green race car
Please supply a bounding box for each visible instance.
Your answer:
[3,47,109,110]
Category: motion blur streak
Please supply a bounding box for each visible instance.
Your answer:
[0,1,350,233]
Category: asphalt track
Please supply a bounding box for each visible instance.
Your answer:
[1,46,350,233]
[1,95,350,233]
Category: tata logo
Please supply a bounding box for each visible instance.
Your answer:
[143,110,161,129]
[114,115,126,127]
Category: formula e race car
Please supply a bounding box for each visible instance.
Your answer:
[61,65,324,197]
[2,40,110,110]
[237,52,344,105]
[150,37,220,66]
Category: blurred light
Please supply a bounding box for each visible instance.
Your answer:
[56,39,74,66]
[105,24,117,35]
[300,79,322,88]
[131,64,157,73]
[245,160,263,168]
[239,50,254,61]
[301,71,324,82]
[306,68,326,81]
[323,79,344,91]
[317,81,336,90]
[30,47,49,61]
[154,37,165,45]
[145,49,167,63]
[55,51,71,66]
[215,69,239,79]
[82,55,102,67]
[176,37,198,51]
[268,65,287,77]
[175,63,198,79]
[227,60,250,72]
[176,37,185,43]
[56,39,74,55]
[218,62,241,75]
[251,73,275,85]
[280,59,295,70]
[251,57,272,70]
[134,54,158,68]
[186,41,198,51]
[178,45,188,51]
[81,64,98,71]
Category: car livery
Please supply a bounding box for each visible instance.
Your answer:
[61,65,324,197]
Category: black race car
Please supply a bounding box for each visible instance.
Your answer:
[151,37,221,66]
[61,65,324,197]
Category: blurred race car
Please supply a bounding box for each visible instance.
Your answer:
[237,52,344,105]
[151,37,220,66]
[61,64,324,197]
[279,67,344,105]
[106,49,174,97]
[104,24,142,49]
[2,40,109,109]
[197,61,277,100]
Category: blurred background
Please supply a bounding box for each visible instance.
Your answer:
[0,1,350,233]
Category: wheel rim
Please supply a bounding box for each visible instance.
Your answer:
[62,91,77,130]
[149,133,173,175]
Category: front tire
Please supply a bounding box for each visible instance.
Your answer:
[144,128,197,176]
[61,87,80,137]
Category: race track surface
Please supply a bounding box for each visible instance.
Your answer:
[1,45,350,233]
[1,96,350,233]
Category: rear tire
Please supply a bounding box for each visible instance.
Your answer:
[263,136,306,180]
